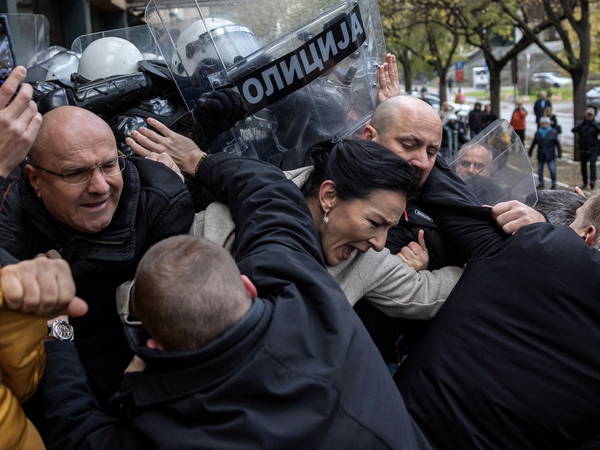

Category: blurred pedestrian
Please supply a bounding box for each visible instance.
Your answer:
[441,113,468,160]
[572,107,600,190]
[448,77,454,92]
[529,116,562,189]
[454,88,465,104]
[544,105,561,134]
[419,87,431,106]
[510,102,527,145]
[439,101,454,122]
[534,91,552,127]
[482,104,497,128]
[468,102,485,138]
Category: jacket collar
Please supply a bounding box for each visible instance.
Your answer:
[20,159,140,261]
[120,297,271,407]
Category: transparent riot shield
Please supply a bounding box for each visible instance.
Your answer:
[449,119,538,207]
[3,14,49,67]
[145,0,385,159]
[71,25,163,60]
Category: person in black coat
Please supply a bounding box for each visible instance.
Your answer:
[482,104,497,128]
[32,145,431,449]
[394,158,600,449]
[572,107,600,189]
[441,114,469,161]
[528,116,562,189]
[467,102,485,138]
[0,106,194,410]
[533,90,552,126]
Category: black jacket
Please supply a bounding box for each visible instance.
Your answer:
[1,157,194,403]
[394,161,600,449]
[33,153,431,450]
[467,109,484,134]
[528,127,562,161]
[441,121,468,154]
[533,98,552,121]
[482,112,497,129]
[572,119,600,152]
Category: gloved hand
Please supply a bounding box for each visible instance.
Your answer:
[193,88,248,144]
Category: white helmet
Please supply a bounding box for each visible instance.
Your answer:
[27,49,80,83]
[172,18,260,76]
[78,37,143,80]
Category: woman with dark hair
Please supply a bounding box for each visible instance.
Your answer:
[482,104,497,128]
[126,120,462,320]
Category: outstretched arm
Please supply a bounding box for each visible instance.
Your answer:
[418,160,508,261]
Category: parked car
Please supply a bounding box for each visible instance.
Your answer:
[530,72,572,88]
[586,86,600,107]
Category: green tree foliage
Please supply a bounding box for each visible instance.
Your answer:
[495,0,594,159]
[379,0,461,101]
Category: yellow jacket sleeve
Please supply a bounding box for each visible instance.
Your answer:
[0,287,47,449]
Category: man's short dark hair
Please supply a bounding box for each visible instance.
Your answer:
[133,236,250,350]
[535,190,586,226]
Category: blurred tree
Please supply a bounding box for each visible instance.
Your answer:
[379,0,428,94]
[423,21,459,104]
[379,0,460,102]
[410,0,557,117]
[495,0,593,160]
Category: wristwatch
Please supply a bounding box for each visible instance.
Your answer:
[47,320,74,342]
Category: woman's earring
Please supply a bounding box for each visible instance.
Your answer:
[322,209,330,224]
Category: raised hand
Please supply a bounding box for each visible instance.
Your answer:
[398,229,429,270]
[377,53,401,104]
[0,67,43,177]
[126,117,206,176]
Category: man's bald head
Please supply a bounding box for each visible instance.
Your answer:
[456,144,494,178]
[30,106,116,165]
[362,96,442,185]
[25,106,123,234]
[370,96,440,132]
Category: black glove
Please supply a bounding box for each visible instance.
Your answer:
[193,88,248,144]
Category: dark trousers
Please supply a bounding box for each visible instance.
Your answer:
[515,129,526,146]
[580,150,598,186]
[538,159,557,187]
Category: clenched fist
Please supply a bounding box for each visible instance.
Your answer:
[1,255,87,317]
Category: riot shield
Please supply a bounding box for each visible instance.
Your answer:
[145,0,385,158]
[71,25,162,60]
[3,13,49,67]
[449,119,538,207]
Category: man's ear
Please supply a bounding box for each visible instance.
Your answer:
[362,124,377,141]
[146,338,165,351]
[317,180,338,212]
[241,274,257,299]
[25,165,42,198]
[582,225,598,247]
